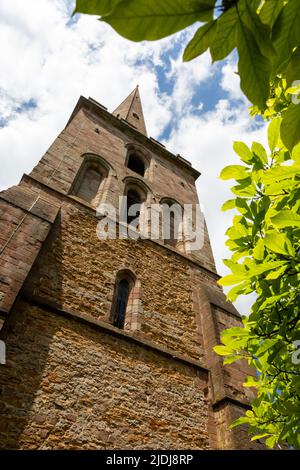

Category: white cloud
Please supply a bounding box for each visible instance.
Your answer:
[166,50,214,115]
[0,0,179,189]
[220,61,247,103]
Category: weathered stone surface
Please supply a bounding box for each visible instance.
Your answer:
[0,193,60,315]
[22,202,207,362]
[0,301,209,450]
[213,401,265,450]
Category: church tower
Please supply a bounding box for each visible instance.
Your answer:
[0,88,259,449]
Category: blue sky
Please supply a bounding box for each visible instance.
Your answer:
[0,0,268,314]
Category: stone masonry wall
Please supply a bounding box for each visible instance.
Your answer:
[23,201,212,364]
[0,300,210,450]
[0,185,60,317]
[213,402,265,450]
[214,306,257,404]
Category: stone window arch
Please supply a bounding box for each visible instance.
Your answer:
[126,188,143,225]
[160,197,184,251]
[127,153,145,176]
[121,177,150,233]
[125,143,150,179]
[70,154,113,207]
[110,269,142,331]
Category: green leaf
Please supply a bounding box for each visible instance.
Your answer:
[273,149,292,165]
[227,281,250,302]
[259,0,284,28]
[244,376,259,388]
[218,273,245,287]
[268,117,282,152]
[226,224,248,243]
[237,21,271,109]
[252,142,268,164]
[223,259,246,274]
[233,141,253,163]
[223,355,243,365]
[213,345,234,356]
[272,0,300,73]
[221,199,236,212]
[235,198,253,219]
[220,165,249,181]
[281,104,300,151]
[231,181,257,197]
[219,261,285,286]
[286,47,300,87]
[247,260,285,277]
[240,0,276,59]
[210,6,238,61]
[74,0,124,16]
[265,265,288,279]
[222,326,250,339]
[261,163,300,184]
[271,210,300,228]
[251,433,270,441]
[265,435,277,448]
[226,225,244,241]
[264,180,296,196]
[292,142,300,163]
[229,416,249,428]
[264,231,295,256]
[259,292,289,309]
[253,238,265,261]
[256,338,278,357]
[183,20,217,62]
[102,0,215,42]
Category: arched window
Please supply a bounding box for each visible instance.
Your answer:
[167,211,176,248]
[111,271,137,330]
[127,188,142,225]
[161,199,183,248]
[75,165,102,203]
[127,152,145,177]
[122,179,148,231]
[113,278,130,329]
[70,155,110,206]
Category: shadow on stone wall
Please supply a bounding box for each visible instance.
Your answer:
[0,214,64,449]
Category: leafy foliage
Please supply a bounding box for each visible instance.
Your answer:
[218,127,300,448]
[74,0,124,16]
[99,0,215,42]
[74,0,300,448]
[75,0,300,149]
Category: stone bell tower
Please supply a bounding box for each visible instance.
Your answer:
[0,87,259,450]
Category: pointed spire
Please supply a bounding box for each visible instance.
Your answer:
[113,86,148,136]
